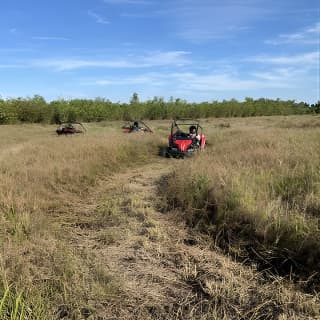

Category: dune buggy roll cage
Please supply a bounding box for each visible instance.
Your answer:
[57,122,86,131]
[171,118,203,135]
[122,119,153,133]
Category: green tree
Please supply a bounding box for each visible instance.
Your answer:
[130,92,139,105]
[310,101,320,113]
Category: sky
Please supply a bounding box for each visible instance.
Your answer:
[0,0,319,103]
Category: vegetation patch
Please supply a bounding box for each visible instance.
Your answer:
[0,95,316,124]
[0,126,161,319]
[1,117,320,318]
[159,124,320,288]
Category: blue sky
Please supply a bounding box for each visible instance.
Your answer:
[0,0,319,103]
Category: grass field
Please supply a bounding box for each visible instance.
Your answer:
[0,116,320,319]
[162,116,320,278]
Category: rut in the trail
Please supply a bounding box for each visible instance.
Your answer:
[59,161,317,320]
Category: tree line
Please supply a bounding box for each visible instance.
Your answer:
[0,94,318,124]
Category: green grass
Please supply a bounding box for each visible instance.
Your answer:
[0,285,48,320]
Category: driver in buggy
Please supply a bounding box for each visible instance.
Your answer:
[131,121,141,131]
[66,123,75,130]
[131,121,148,132]
[189,125,201,145]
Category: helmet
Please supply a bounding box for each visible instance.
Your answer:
[189,125,197,134]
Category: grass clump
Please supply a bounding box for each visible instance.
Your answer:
[160,122,320,285]
[0,123,162,318]
[271,165,319,210]
[0,284,48,320]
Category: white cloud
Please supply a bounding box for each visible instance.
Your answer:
[177,29,232,42]
[0,64,24,69]
[251,68,292,82]
[31,36,69,40]
[103,0,152,4]
[0,48,33,53]
[172,2,268,43]
[250,66,313,85]
[306,22,320,33]
[177,25,249,42]
[142,51,191,67]
[265,22,320,45]
[32,59,130,70]
[120,12,150,18]
[249,52,319,65]
[31,51,191,71]
[169,72,284,91]
[84,69,296,92]
[88,73,166,86]
[88,10,110,24]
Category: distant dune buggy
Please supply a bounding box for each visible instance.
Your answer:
[122,120,153,133]
[163,119,206,158]
[56,122,86,135]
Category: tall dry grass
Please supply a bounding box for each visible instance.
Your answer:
[161,116,320,285]
[0,124,161,319]
[1,117,320,319]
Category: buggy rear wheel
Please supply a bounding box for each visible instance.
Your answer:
[159,146,169,158]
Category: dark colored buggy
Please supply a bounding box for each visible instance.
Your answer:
[122,120,153,133]
[56,122,86,135]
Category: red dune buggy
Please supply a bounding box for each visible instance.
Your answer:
[56,122,86,135]
[164,119,206,158]
[122,120,153,133]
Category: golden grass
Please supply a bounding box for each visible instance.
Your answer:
[0,123,162,319]
[161,115,320,282]
[1,116,320,319]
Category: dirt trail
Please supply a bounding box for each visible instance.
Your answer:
[59,160,313,320]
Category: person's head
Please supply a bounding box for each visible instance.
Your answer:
[189,125,197,134]
[134,121,139,127]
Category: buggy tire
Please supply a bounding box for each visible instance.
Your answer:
[159,147,169,158]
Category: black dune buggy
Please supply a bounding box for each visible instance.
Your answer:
[56,122,86,135]
[122,120,153,133]
[162,118,206,158]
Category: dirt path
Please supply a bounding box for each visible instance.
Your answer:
[58,160,316,320]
